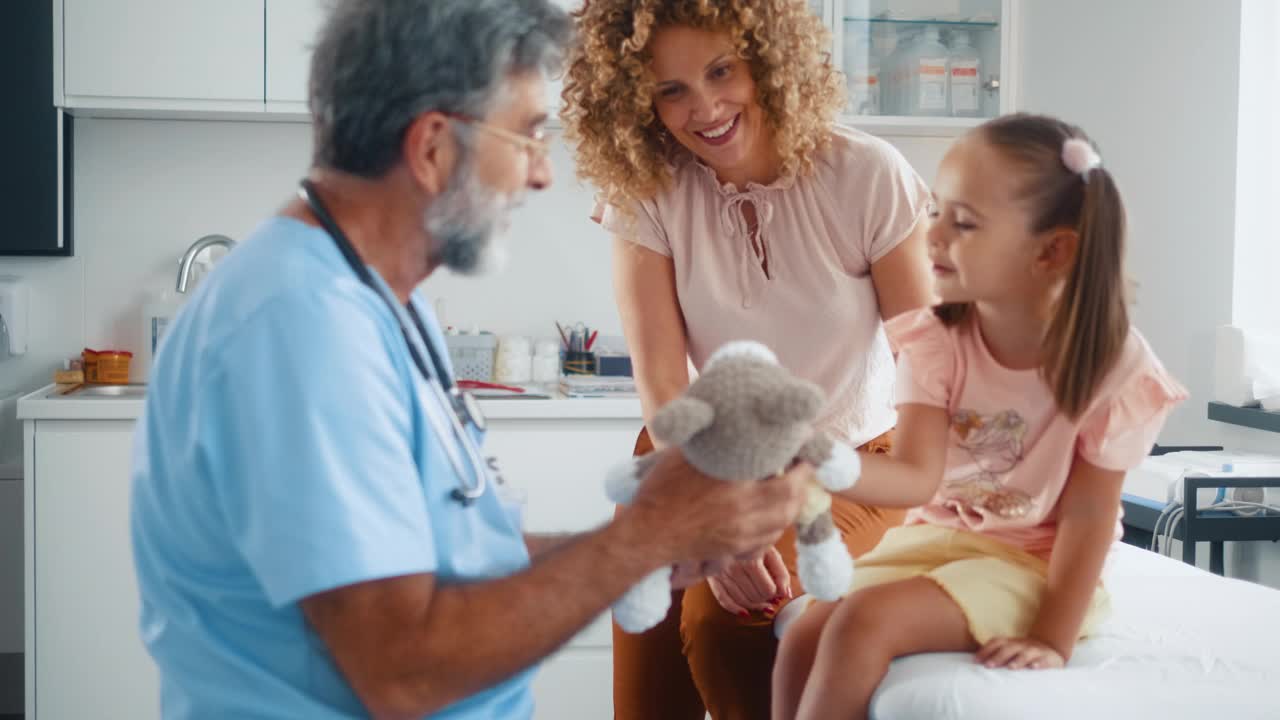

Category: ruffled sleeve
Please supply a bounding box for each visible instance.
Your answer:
[1077,336,1189,471]
[592,197,671,257]
[885,309,957,409]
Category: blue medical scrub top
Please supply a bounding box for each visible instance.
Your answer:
[130,217,533,719]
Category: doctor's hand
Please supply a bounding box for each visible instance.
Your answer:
[623,449,809,570]
[669,557,730,590]
[706,547,792,618]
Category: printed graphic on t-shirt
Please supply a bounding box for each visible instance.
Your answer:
[943,409,1033,519]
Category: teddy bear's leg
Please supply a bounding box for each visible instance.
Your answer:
[798,434,861,492]
[612,566,673,633]
[604,452,658,505]
[604,452,675,633]
[794,482,855,601]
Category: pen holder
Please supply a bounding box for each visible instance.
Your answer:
[562,350,596,375]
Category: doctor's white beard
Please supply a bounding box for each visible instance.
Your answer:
[424,159,519,277]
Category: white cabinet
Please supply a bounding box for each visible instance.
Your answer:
[58,0,265,112]
[483,414,641,719]
[266,0,328,108]
[19,398,638,720]
[822,0,1019,136]
[53,0,1020,127]
[0,480,21,655]
[25,419,157,720]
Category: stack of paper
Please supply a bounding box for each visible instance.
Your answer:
[559,375,637,398]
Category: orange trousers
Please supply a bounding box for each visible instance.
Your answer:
[611,428,904,720]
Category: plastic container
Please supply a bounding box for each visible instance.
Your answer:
[531,339,561,384]
[905,26,949,117]
[883,28,917,115]
[494,335,533,383]
[139,289,184,381]
[83,348,133,384]
[562,350,596,376]
[842,29,880,116]
[869,28,897,116]
[444,332,497,381]
[948,30,982,117]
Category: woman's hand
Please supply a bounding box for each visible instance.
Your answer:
[669,557,730,589]
[706,547,792,618]
[975,637,1066,670]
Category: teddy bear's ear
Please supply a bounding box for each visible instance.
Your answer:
[754,380,824,424]
[651,397,716,446]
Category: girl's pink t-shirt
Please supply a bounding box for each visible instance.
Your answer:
[887,308,1188,557]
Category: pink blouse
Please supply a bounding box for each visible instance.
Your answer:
[599,125,930,446]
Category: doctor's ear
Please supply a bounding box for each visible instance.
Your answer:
[402,111,458,196]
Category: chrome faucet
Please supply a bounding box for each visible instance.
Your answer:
[176,234,236,293]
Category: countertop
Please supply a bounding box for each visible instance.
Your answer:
[17,384,643,422]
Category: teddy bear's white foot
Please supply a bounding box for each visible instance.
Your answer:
[796,533,854,601]
[816,440,861,492]
[612,567,672,633]
[604,457,643,505]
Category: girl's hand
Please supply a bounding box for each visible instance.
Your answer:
[975,637,1065,670]
[706,547,792,617]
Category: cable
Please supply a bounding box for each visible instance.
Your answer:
[1154,499,1280,560]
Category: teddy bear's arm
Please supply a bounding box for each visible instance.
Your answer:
[650,396,716,446]
[798,432,861,493]
[604,451,662,505]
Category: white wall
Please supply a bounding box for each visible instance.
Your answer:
[0,119,951,402]
[1233,0,1280,333]
[1018,1,1280,588]
[1017,0,1244,447]
[0,119,617,399]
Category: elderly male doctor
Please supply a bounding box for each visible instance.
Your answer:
[130,0,808,718]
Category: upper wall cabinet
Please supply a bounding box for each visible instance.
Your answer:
[820,0,1018,136]
[58,1,265,114]
[60,0,1008,134]
[265,0,326,110]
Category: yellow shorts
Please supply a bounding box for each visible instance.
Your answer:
[850,524,1111,645]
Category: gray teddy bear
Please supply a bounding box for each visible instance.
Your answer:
[607,340,863,633]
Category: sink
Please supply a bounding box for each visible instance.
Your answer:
[56,384,147,399]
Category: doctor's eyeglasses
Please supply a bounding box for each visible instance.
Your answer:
[442,111,551,163]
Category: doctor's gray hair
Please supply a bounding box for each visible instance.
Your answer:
[309,0,572,177]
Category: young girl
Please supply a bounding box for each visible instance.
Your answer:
[771,113,1188,720]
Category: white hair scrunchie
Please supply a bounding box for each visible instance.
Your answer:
[1062,138,1102,182]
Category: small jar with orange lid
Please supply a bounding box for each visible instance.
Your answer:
[82,348,133,384]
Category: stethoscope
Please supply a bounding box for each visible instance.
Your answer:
[298,179,489,506]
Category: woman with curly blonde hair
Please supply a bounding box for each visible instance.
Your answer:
[562,2,934,717]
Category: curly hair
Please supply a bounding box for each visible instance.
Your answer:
[561,0,844,213]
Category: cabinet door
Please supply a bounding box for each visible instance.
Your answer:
[62,0,264,105]
[483,416,636,719]
[831,0,1014,135]
[543,0,583,125]
[266,0,327,106]
[0,480,20,654]
[483,417,639,535]
[33,421,158,720]
[1,1,70,256]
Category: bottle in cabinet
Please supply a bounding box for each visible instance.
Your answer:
[948,30,982,117]
[905,26,949,117]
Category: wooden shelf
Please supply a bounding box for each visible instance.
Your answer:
[1208,401,1280,434]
